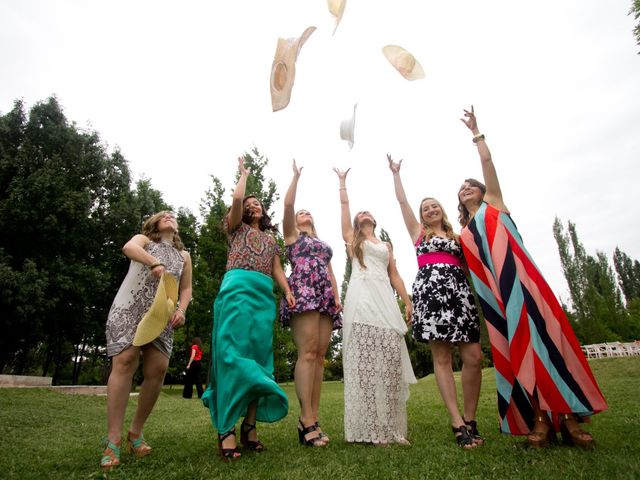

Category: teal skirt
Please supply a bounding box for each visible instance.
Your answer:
[202,269,288,433]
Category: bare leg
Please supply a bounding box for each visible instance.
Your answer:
[291,312,322,430]
[129,344,169,437]
[106,346,141,444]
[310,315,333,422]
[430,341,465,428]
[458,342,483,422]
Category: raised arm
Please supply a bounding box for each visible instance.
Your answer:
[461,106,506,211]
[228,156,251,232]
[387,154,422,243]
[333,167,354,247]
[283,159,302,245]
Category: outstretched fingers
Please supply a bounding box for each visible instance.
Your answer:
[332,167,351,179]
[292,158,303,176]
[387,153,402,173]
[238,156,251,175]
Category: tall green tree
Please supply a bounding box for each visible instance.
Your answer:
[613,247,640,305]
[553,218,631,343]
[0,97,156,382]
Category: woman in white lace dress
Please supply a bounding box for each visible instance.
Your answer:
[334,168,417,445]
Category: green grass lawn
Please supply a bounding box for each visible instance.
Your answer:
[1,357,638,479]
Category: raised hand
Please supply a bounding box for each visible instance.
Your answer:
[238,156,251,176]
[332,167,351,181]
[292,159,303,178]
[460,105,478,133]
[387,153,403,173]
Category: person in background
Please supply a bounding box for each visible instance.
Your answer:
[101,211,193,470]
[183,337,204,399]
[202,157,294,460]
[280,159,343,447]
[334,167,416,446]
[457,106,607,449]
[387,154,484,449]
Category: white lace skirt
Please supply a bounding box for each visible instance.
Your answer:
[343,322,409,444]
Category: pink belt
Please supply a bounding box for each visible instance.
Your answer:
[417,252,463,268]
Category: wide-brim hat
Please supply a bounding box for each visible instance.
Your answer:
[340,103,357,149]
[270,26,316,112]
[327,0,347,35]
[382,45,425,81]
[133,272,178,347]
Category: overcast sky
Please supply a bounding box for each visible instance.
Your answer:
[2,0,639,302]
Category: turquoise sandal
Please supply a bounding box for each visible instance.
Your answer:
[126,431,152,458]
[100,438,121,470]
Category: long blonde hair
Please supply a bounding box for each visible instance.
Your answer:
[295,210,318,237]
[419,197,458,242]
[351,212,377,269]
[142,211,184,251]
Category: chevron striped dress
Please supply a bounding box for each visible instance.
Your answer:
[459,202,607,435]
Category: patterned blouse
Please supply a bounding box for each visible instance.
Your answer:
[225,221,280,276]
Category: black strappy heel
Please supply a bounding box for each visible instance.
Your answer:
[240,420,264,452]
[464,419,485,445]
[315,421,330,443]
[217,428,241,461]
[298,419,325,447]
[452,425,476,449]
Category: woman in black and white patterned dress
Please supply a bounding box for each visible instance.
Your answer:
[387,155,483,449]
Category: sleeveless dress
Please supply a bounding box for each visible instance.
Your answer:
[460,202,608,435]
[342,240,417,444]
[412,235,480,344]
[106,240,185,358]
[279,233,342,329]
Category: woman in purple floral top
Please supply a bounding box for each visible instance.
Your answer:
[280,160,342,447]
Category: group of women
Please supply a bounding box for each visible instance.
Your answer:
[100,107,607,469]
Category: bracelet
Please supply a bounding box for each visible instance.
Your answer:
[148,262,165,269]
[472,133,485,144]
[339,187,347,191]
[176,306,186,314]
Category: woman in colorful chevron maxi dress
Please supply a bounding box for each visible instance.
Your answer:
[456,106,607,449]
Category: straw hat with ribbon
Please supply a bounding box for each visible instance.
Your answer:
[327,0,347,35]
[382,45,425,81]
[270,26,316,112]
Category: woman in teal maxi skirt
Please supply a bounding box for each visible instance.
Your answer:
[202,157,295,460]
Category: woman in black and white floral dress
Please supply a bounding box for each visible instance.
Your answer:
[387,155,484,449]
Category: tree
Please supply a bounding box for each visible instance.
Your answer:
[631,0,640,54]
[552,218,631,343]
[613,247,640,305]
[173,176,229,384]
[0,97,173,383]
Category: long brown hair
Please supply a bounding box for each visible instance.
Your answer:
[351,212,377,269]
[457,178,486,227]
[418,197,458,242]
[241,195,278,232]
[142,211,184,250]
